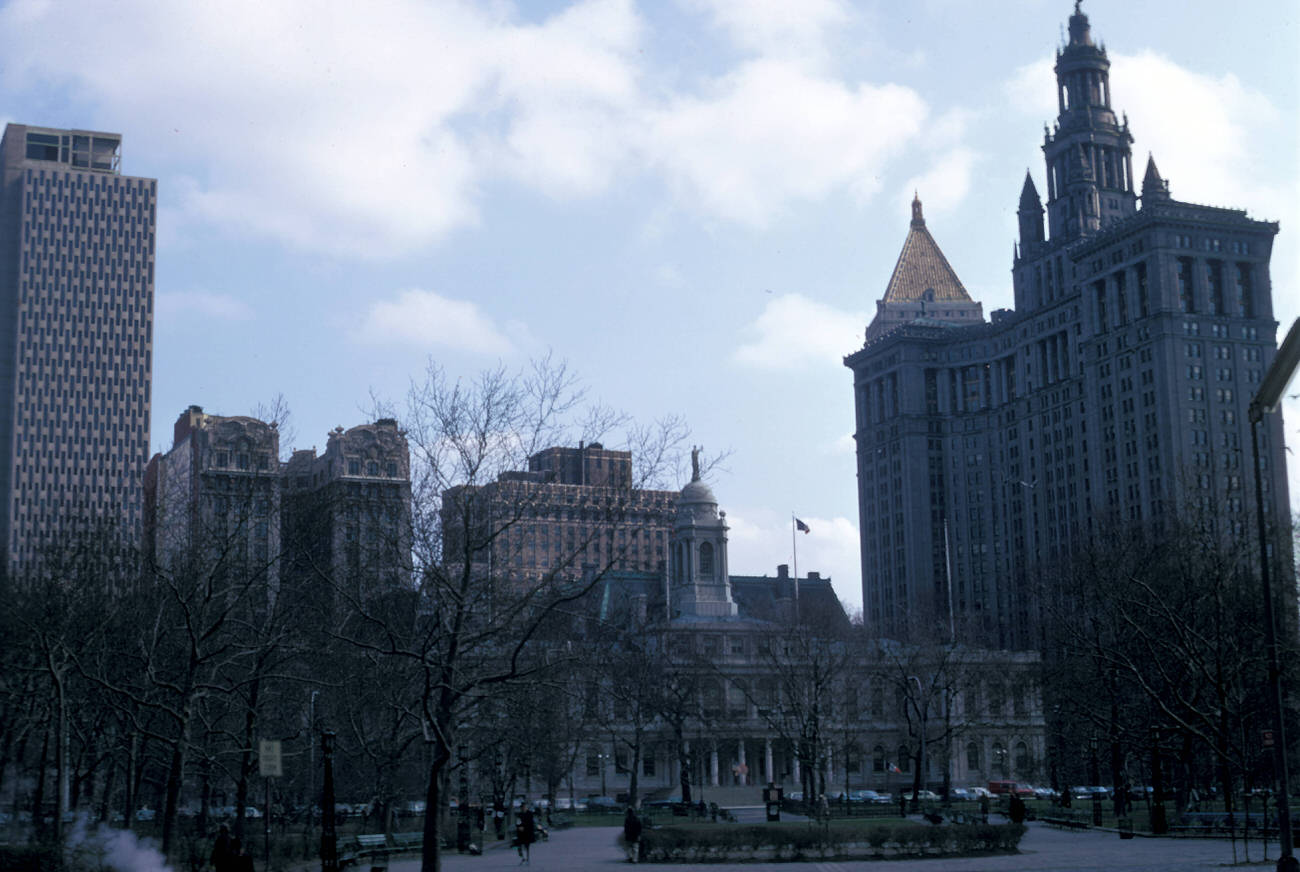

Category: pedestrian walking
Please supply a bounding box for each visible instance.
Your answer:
[516,804,537,865]
[1009,792,1026,824]
[979,792,990,823]
[210,824,232,872]
[898,792,907,818]
[622,806,643,863]
[229,837,254,872]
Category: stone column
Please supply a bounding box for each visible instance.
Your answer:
[738,739,747,787]
[792,753,801,787]
[765,738,774,783]
[710,744,719,787]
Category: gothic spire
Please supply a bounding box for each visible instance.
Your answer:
[1141,153,1171,201]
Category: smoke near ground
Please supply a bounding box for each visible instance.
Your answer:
[64,815,173,872]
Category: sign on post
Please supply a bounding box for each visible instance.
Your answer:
[259,740,283,777]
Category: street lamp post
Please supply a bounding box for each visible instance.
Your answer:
[320,729,338,872]
[1249,318,1300,872]
[308,691,319,827]
[908,676,926,812]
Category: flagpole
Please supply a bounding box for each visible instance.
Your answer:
[791,513,800,621]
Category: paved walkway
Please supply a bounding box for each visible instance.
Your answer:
[376,820,1282,872]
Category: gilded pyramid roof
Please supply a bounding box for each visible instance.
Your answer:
[881,195,972,304]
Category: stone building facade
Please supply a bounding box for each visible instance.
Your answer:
[0,124,156,575]
[442,443,678,587]
[845,5,1290,647]
[144,405,281,588]
[145,407,411,595]
[282,418,412,592]
[547,469,1046,802]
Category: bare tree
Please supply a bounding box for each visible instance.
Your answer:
[330,357,691,872]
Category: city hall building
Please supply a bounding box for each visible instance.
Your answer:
[845,5,1290,648]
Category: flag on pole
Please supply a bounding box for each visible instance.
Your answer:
[795,517,811,534]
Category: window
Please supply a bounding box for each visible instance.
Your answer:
[1014,742,1030,773]
[873,746,886,773]
[966,742,981,771]
[366,460,379,476]
[699,542,714,577]
[897,746,911,773]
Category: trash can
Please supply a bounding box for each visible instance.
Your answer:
[763,785,783,822]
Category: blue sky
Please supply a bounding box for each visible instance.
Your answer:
[2,0,1296,617]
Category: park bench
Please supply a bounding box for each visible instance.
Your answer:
[1172,811,1275,836]
[390,831,422,852]
[1041,810,1091,830]
[340,834,390,871]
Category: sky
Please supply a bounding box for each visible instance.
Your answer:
[1,0,1296,619]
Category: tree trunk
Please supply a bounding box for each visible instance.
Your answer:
[420,742,451,872]
[234,677,263,842]
[161,694,195,855]
[32,727,49,842]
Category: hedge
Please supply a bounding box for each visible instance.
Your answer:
[633,821,1026,863]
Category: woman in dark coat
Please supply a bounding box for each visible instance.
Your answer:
[623,807,643,863]
[516,805,537,864]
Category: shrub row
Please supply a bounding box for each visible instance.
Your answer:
[636,821,1026,863]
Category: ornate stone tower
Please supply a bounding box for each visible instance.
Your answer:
[1041,1,1137,243]
[670,448,737,618]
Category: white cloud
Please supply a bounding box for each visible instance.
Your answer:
[157,291,254,321]
[830,432,856,457]
[681,0,851,64]
[0,0,931,253]
[900,147,977,217]
[0,0,644,258]
[355,289,515,354]
[645,60,928,225]
[1111,51,1282,218]
[732,293,866,371]
[727,510,861,615]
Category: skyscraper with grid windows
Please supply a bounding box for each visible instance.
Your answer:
[0,123,156,575]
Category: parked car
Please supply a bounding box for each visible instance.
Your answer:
[553,797,574,811]
[586,795,618,810]
[987,780,1019,796]
[644,796,682,809]
[902,790,941,802]
[949,787,973,801]
[968,787,993,799]
[849,789,890,804]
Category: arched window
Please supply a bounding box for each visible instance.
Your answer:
[699,541,714,577]
[897,746,911,773]
[1015,741,1030,774]
[992,742,1008,776]
[873,746,886,773]
[966,741,981,771]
